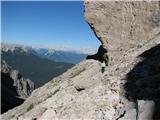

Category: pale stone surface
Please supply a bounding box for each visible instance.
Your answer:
[138,100,155,120]
[119,109,137,120]
[1,1,160,120]
[85,0,160,66]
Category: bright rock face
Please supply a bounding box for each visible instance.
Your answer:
[85,0,160,65]
[1,1,160,120]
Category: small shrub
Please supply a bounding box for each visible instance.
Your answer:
[52,87,60,95]
[27,103,34,111]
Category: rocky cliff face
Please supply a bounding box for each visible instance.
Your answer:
[1,61,34,113]
[85,0,160,65]
[1,1,160,120]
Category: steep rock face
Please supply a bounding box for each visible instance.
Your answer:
[1,1,160,120]
[85,0,160,119]
[1,61,34,113]
[85,0,160,65]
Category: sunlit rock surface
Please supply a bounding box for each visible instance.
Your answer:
[1,1,160,120]
[85,0,160,65]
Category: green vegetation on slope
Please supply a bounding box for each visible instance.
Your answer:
[1,50,74,88]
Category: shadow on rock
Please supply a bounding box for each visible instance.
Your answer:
[124,44,160,119]
[86,45,108,64]
[1,72,24,113]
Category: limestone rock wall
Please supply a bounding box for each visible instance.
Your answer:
[85,0,160,65]
[1,1,160,120]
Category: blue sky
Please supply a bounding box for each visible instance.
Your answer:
[2,1,100,51]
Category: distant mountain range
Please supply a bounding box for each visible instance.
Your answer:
[33,48,87,64]
[1,43,89,64]
[1,43,77,88]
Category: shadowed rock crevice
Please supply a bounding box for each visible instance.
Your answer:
[124,44,160,119]
[85,14,108,64]
[1,72,25,113]
[86,45,108,64]
[1,61,35,114]
[75,86,85,92]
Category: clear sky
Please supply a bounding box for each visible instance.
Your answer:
[2,1,100,51]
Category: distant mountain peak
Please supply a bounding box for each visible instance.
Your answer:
[1,43,88,64]
[1,43,28,53]
[1,42,97,55]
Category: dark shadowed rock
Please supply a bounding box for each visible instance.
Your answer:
[1,61,34,113]
[86,45,108,64]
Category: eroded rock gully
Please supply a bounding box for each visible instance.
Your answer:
[1,1,160,120]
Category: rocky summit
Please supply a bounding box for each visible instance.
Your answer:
[1,1,160,120]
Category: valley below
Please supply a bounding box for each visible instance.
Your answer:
[1,43,87,113]
[1,43,87,88]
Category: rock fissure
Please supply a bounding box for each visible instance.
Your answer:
[116,111,126,120]
[75,86,85,92]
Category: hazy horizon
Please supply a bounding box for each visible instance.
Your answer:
[2,1,100,51]
[1,41,98,54]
